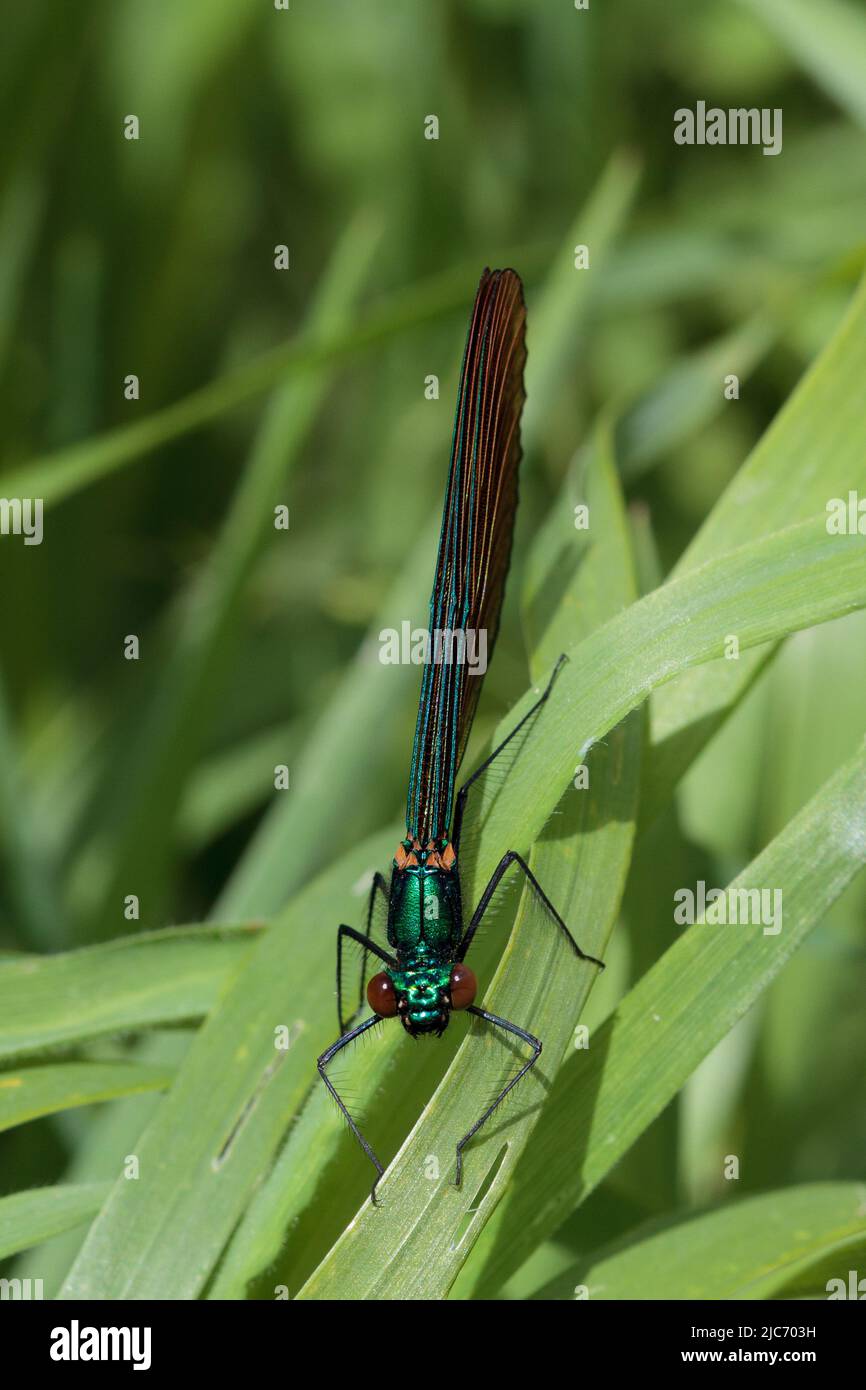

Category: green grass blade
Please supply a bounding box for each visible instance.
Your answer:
[462,736,866,1296]
[0,923,261,1062]
[212,533,435,917]
[616,315,775,483]
[530,1182,866,1300]
[80,214,380,935]
[0,173,42,374]
[646,269,866,819]
[0,676,63,949]
[0,1183,110,1261]
[0,1062,173,1132]
[467,515,866,915]
[1,253,542,508]
[12,1035,189,1298]
[739,0,866,128]
[520,151,640,451]
[57,830,398,1300]
[178,724,296,850]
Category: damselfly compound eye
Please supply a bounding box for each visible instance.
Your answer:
[367,972,398,1017]
[449,963,477,1010]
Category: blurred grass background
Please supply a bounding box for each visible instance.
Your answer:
[1,0,866,1292]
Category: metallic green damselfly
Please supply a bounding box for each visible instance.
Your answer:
[318,269,602,1201]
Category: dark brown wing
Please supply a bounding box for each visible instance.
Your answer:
[406,268,527,844]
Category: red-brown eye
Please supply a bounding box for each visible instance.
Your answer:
[449,963,477,1010]
[367,971,398,1017]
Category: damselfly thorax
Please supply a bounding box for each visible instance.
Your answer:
[364,838,476,1038]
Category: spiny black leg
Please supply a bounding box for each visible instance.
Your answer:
[454,1005,541,1187]
[318,1014,386,1205]
[335,870,390,1033]
[359,870,389,1012]
[457,849,605,969]
[451,654,567,854]
[336,923,395,1035]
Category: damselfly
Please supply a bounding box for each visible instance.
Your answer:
[318,268,602,1201]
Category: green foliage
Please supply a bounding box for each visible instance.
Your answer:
[0,923,261,1061]
[1,0,865,1302]
[531,1182,866,1300]
[0,1184,110,1261]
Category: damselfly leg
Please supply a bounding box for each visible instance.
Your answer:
[325,872,395,1205]
[335,926,393,1035]
[451,653,568,855]
[455,1005,541,1188]
[317,1013,388,1205]
[457,849,605,969]
[450,689,605,1184]
[336,870,390,1033]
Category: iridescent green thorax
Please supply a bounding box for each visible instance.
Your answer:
[387,839,462,1033]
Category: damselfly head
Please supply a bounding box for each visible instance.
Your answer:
[366,962,477,1036]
